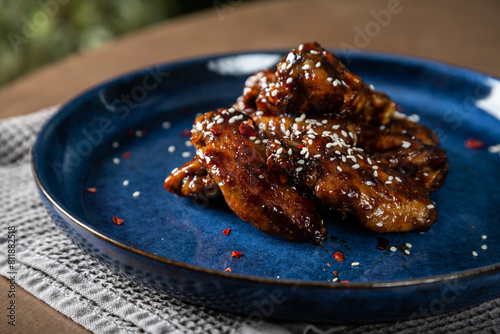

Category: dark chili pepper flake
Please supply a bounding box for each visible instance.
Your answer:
[238,119,258,136]
[333,252,344,262]
[180,129,191,137]
[223,228,231,236]
[224,267,232,272]
[231,251,243,258]
[465,138,485,149]
[112,216,124,225]
[126,129,135,137]
[86,187,97,193]
[377,237,390,250]
[122,152,131,158]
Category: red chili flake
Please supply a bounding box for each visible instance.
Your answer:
[224,267,232,272]
[86,187,97,193]
[112,216,124,225]
[465,138,485,149]
[238,119,258,136]
[122,152,131,158]
[326,263,331,267]
[180,129,191,137]
[298,144,305,149]
[231,251,243,258]
[333,271,338,274]
[210,128,222,135]
[223,228,231,236]
[130,241,133,244]
[471,226,476,229]
[333,252,344,262]
[340,280,351,283]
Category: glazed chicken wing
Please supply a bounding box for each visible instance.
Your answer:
[189,109,326,245]
[235,42,397,125]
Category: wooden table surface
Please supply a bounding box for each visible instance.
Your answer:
[1,0,499,332]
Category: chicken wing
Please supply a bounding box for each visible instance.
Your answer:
[190,109,327,245]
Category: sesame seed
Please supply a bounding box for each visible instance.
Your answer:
[133,191,141,198]
[113,158,120,164]
[405,243,412,248]
[136,130,143,137]
[388,176,394,180]
[123,180,129,186]
[427,204,435,209]
[395,177,402,182]
[185,140,192,147]
[333,79,341,86]
[305,151,310,159]
[301,64,310,70]
[249,136,256,141]
[333,277,338,282]
[112,141,120,148]
[300,148,308,155]
[332,124,340,130]
[310,50,318,55]
[482,235,488,240]
[351,262,360,267]
[296,167,303,172]
[342,156,346,162]
[472,251,478,257]
[315,61,321,68]
[297,159,305,164]
[488,144,500,153]
[390,246,397,252]
[168,145,176,153]
[404,250,410,255]
[352,164,360,169]
[217,118,224,124]
[327,77,333,82]
[481,245,488,250]
[385,180,392,184]
[162,121,171,129]
[335,150,341,155]
[367,158,372,165]
[402,141,411,149]
[286,77,293,84]
[372,166,378,170]
[276,147,283,155]
[271,89,278,97]
[376,222,383,227]
[337,166,342,172]
[288,148,293,155]
[313,154,321,158]
[341,130,348,137]
[182,151,191,158]
[374,170,378,177]
[228,107,235,113]
[255,140,261,144]
[258,175,264,179]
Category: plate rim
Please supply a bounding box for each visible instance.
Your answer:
[31,49,500,290]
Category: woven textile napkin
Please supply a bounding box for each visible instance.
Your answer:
[0,107,499,334]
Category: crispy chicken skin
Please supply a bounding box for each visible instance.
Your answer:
[164,42,448,243]
[263,121,437,232]
[189,109,327,245]
[236,42,397,125]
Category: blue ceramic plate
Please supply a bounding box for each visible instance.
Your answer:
[32,50,500,323]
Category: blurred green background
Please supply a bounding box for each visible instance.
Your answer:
[0,0,214,88]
